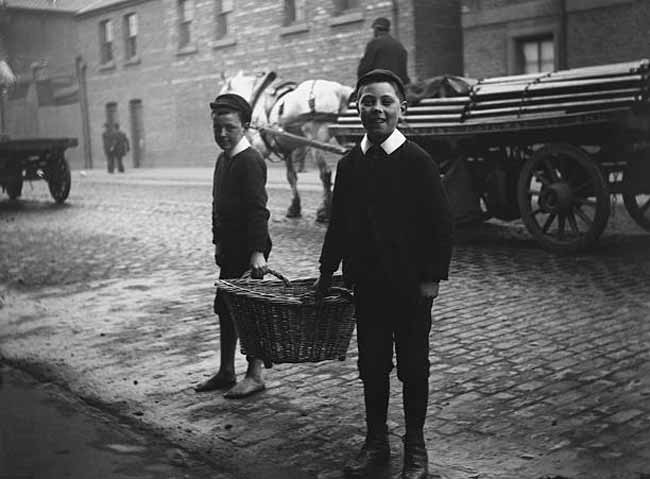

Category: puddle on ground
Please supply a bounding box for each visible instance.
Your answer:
[0,362,231,479]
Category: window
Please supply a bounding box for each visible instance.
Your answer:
[105,102,118,126]
[124,13,138,59]
[333,0,359,15]
[99,20,113,64]
[215,0,234,40]
[178,0,194,47]
[284,0,305,26]
[517,36,555,74]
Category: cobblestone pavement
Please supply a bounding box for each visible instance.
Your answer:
[1,167,649,479]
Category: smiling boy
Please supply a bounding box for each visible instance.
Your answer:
[316,70,453,479]
[195,93,272,399]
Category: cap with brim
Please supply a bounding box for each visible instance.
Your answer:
[210,93,252,124]
[371,17,390,30]
[356,68,406,100]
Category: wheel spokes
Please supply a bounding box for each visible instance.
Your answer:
[542,213,556,233]
[557,214,566,238]
[640,196,650,215]
[574,205,593,227]
[567,210,580,234]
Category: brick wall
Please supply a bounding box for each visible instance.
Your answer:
[567,2,650,68]
[413,0,463,79]
[462,0,650,78]
[77,0,462,168]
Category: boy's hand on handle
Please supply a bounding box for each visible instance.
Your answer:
[313,274,333,301]
[249,251,268,279]
[419,281,439,299]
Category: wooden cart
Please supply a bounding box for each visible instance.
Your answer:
[0,136,78,204]
[330,60,650,253]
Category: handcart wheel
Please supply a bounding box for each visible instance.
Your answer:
[517,143,610,253]
[46,152,71,204]
[5,170,23,199]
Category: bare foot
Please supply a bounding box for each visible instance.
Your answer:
[194,372,236,392]
[223,377,265,399]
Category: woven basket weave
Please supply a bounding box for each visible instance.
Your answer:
[215,271,355,368]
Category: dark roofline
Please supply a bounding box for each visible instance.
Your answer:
[4,6,78,14]
[75,0,155,18]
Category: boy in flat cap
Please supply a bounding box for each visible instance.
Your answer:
[195,93,272,399]
[357,17,410,86]
[315,69,453,479]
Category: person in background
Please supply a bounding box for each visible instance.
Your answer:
[357,17,410,86]
[195,93,272,399]
[315,69,453,479]
[102,123,116,174]
[112,123,130,173]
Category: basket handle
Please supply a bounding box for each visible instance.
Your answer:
[300,285,354,302]
[241,268,291,287]
[325,286,354,301]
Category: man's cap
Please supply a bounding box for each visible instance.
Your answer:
[356,68,406,100]
[210,93,252,124]
[371,17,390,31]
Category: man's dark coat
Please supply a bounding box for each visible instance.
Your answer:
[357,33,410,86]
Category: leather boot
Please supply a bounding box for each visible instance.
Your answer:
[343,431,390,478]
[401,436,428,479]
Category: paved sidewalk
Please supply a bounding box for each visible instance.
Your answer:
[77,165,328,191]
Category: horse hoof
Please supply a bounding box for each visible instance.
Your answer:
[315,215,329,224]
[286,208,302,218]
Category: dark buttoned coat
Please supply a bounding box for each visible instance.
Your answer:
[319,139,453,294]
[212,146,271,275]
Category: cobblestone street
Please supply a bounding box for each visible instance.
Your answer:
[1,166,649,479]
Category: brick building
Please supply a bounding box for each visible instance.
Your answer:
[1,0,86,169]
[76,0,462,169]
[461,0,650,78]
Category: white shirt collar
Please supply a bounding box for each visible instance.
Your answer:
[360,129,406,155]
[229,136,251,158]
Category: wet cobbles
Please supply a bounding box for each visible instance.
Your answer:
[1,172,649,479]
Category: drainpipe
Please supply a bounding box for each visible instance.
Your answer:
[560,0,567,69]
[76,55,92,169]
[391,0,399,39]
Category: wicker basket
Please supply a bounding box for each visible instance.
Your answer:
[215,270,355,368]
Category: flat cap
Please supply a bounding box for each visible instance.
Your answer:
[371,17,390,30]
[356,68,406,100]
[210,93,252,124]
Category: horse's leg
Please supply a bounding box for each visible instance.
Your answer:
[285,151,301,218]
[314,123,333,223]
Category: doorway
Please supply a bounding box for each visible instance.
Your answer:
[105,102,118,126]
[129,99,144,168]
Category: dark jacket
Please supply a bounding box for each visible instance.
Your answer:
[212,146,271,268]
[114,131,130,157]
[357,33,410,85]
[319,139,453,291]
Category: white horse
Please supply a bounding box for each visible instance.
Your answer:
[219,71,354,221]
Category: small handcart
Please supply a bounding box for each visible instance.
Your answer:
[0,136,78,203]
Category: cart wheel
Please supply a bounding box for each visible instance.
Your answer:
[622,159,650,231]
[5,172,23,199]
[517,143,610,253]
[47,154,71,203]
[623,193,650,231]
